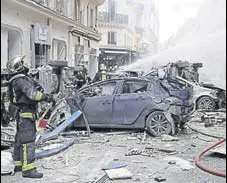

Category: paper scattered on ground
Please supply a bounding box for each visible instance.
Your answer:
[105,167,133,179]
[164,156,195,170]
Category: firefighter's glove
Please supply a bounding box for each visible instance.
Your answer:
[43,93,55,104]
[36,85,44,92]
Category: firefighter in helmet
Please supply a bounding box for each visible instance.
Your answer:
[6,55,54,178]
[74,64,91,89]
[92,63,107,83]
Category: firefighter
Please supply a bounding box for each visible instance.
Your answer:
[74,65,91,89]
[6,55,54,178]
[92,64,107,83]
[83,65,91,84]
[75,70,86,89]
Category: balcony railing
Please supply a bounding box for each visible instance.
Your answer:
[32,0,67,16]
[98,11,128,25]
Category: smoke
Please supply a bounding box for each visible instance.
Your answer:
[124,0,226,89]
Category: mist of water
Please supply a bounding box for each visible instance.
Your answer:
[124,0,226,89]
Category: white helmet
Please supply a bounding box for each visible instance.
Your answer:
[6,55,26,74]
[100,64,106,70]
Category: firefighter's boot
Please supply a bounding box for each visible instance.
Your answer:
[22,168,43,178]
[14,166,22,172]
[13,132,22,173]
[21,142,43,178]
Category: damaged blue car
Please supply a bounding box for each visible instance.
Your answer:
[60,77,193,136]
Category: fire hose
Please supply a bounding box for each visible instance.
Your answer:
[195,138,226,178]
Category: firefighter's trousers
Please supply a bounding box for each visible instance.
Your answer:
[13,112,37,173]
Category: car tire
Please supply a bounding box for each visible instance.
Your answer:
[196,96,216,110]
[146,111,172,137]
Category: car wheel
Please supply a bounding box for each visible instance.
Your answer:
[196,96,216,110]
[146,111,172,137]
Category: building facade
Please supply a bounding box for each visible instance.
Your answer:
[1,0,105,77]
[97,0,159,68]
[97,0,138,68]
[127,0,159,57]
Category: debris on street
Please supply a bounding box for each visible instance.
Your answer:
[125,149,142,156]
[105,167,133,180]
[36,110,82,145]
[154,176,167,182]
[1,0,226,181]
[102,162,127,170]
[195,138,226,178]
[210,142,226,155]
[164,156,195,171]
[187,111,226,139]
[35,137,75,159]
[1,151,14,175]
[159,134,180,142]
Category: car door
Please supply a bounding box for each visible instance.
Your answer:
[112,80,151,125]
[82,81,117,124]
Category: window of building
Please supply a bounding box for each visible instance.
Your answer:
[87,6,89,27]
[35,44,49,66]
[90,8,94,28]
[84,39,90,48]
[80,11,83,24]
[74,45,84,65]
[95,6,98,28]
[108,32,117,45]
[75,0,80,22]
[108,0,116,21]
[52,39,67,61]
[1,27,22,68]
[55,0,66,15]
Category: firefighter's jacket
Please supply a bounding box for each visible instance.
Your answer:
[100,70,107,81]
[9,74,46,113]
[92,70,107,83]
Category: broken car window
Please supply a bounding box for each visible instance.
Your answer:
[79,82,116,97]
[100,82,116,95]
[122,81,148,94]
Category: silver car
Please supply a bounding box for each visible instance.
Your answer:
[174,76,225,110]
